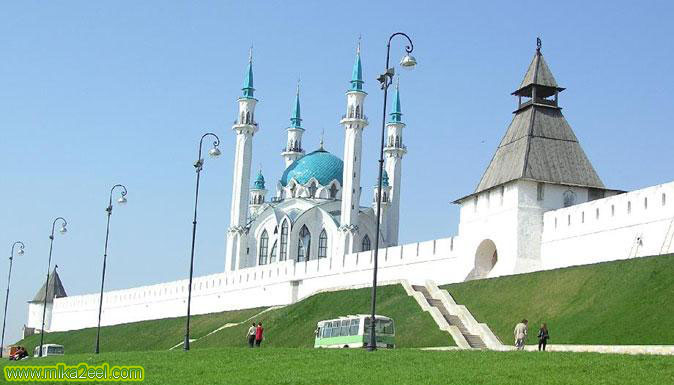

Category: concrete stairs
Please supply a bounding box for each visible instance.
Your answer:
[402,280,505,350]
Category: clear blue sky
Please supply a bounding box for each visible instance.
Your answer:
[1,1,673,343]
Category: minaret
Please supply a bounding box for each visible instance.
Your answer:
[339,41,368,253]
[281,81,305,167]
[383,78,407,245]
[249,169,267,214]
[373,171,392,242]
[226,48,259,271]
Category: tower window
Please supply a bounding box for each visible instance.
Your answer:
[596,208,599,219]
[308,181,317,198]
[280,220,289,261]
[318,229,328,259]
[663,193,667,206]
[329,184,338,199]
[537,183,544,201]
[297,225,311,262]
[611,205,615,216]
[644,197,648,209]
[563,190,576,207]
[627,201,632,214]
[361,235,371,252]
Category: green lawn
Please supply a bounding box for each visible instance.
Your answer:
[14,284,452,355]
[2,348,672,385]
[444,253,674,345]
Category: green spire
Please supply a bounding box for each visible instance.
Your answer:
[241,47,255,99]
[350,40,364,91]
[253,169,265,189]
[389,78,402,123]
[290,80,302,128]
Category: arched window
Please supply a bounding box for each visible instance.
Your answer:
[240,111,245,124]
[280,220,289,261]
[355,105,360,118]
[329,184,338,199]
[361,235,371,252]
[270,241,277,263]
[289,183,296,198]
[246,111,251,124]
[297,225,311,262]
[258,230,269,265]
[318,229,328,259]
[308,181,317,198]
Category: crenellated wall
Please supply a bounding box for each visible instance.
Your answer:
[38,236,468,332]
[541,181,674,269]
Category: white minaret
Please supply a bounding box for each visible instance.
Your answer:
[281,81,305,167]
[249,168,267,215]
[383,79,407,245]
[226,49,259,271]
[373,171,392,243]
[339,42,368,253]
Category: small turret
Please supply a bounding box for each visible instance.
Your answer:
[249,169,267,214]
[281,80,306,167]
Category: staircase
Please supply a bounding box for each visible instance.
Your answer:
[661,218,674,254]
[412,285,486,349]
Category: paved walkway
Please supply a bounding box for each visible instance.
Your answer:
[422,344,674,356]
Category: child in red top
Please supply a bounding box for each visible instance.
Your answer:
[255,322,264,347]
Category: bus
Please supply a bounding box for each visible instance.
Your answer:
[314,314,395,349]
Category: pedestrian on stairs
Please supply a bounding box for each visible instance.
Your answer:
[247,322,256,348]
[514,319,528,350]
[537,323,549,351]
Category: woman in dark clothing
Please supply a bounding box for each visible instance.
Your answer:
[537,323,549,351]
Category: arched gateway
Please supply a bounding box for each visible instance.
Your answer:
[473,239,498,279]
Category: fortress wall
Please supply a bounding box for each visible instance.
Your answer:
[46,235,468,332]
[541,181,674,269]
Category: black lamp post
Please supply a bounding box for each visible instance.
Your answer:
[95,184,128,354]
[39,217,68,357]
[369,32,417,351]
[1,241,25,358]
[184,132,221,351]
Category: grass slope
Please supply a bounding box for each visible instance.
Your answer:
[192,284,451,349]
[444,254,674,345]
[14,284,451,354]
[16,308,265,355]
[2,348,673,385]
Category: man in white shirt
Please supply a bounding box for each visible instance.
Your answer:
[513,319,528,350]
[247,323,256,348]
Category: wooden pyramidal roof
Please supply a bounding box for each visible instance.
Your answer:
[474,39,604,195]
[30,268,67,303]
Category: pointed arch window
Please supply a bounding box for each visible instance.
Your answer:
[246,111,251,124]
[258,230,269,265]
[308,181,317,198]
[280,220,289,261]
[355,105,360,118]
[318,229,328,259]
[270,240,277,263]
[297,225,311,262]
[361,235,371,252]
[329,184,338,199]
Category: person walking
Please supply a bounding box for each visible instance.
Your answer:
[537,323,550,351]
[247,322,256,348]
[255,322,264,347]
[513,319,528,350]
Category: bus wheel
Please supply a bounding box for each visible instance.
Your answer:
[343,345,349,348]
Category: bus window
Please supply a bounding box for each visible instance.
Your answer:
[331,321,340,337]
[340,320,349,336]
[323,322,331,338]
[349,319,360,336]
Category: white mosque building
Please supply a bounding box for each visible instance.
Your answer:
[24,41,674,335]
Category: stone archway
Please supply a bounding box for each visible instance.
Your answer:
[473,239,498,279]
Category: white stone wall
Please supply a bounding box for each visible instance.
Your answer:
[541,181,674,269]
[45,236,467,332]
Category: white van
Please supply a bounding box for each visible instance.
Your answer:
[33,344,65,357]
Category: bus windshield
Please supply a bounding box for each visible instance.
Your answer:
[364,318,395,335]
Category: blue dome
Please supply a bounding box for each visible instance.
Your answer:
[280,149,343,187]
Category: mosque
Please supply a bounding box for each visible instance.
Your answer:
[225,43,403,272]
[24,40,674,335]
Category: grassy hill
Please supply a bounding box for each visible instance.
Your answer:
[2,348,672,385]
[14,284,451,354]
[443,253,674,345]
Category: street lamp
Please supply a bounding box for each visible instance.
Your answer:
[369,32,417,351]
[39,217,68,357]
[1,241,25,358]
[95,184,128,354]
[184,132,221,351]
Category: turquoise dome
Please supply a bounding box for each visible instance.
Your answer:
[280,149,343,187]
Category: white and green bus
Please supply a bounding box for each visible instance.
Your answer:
[314,315,395,349]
